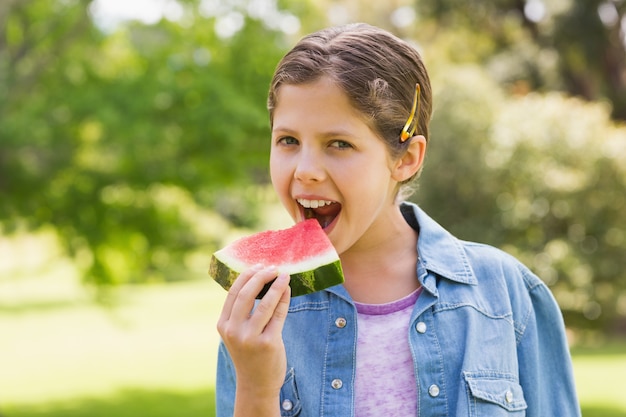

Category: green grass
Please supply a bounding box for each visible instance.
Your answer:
[572,343,626,417]
[3,389,214,417]
[0,279,226,417]
[2,278,625,417]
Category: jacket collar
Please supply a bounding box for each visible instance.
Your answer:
[401,202,477,286]
[326,202,478,302]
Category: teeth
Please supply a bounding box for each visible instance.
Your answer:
[297,198,334,209]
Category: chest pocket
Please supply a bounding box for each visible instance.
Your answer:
[464,371,527,416]
[280,368,302,417]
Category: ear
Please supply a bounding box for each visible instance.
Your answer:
[391,135,427,182]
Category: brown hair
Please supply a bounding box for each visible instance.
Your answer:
[268,23,432,176]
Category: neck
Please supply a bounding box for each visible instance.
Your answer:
[339,207,420,304]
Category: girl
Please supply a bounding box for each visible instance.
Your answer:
[216,23,580,417]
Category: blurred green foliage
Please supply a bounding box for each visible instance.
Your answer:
[1,0,625,334]
[1,0,289,287]
[414,0,626,119]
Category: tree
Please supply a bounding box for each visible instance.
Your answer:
[0,0,289,288]
[414,0,626,120]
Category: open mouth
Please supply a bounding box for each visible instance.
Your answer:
[297,198,341,229]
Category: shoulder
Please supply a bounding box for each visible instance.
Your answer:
[460,240,544,292]
[454,239,567,342]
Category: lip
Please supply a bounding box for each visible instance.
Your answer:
[294,194,337,202]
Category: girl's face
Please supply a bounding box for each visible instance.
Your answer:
[270,77,407,255]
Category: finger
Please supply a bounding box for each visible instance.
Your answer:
[228,266,281,323]
[249,272,291,329]
[218,264,263,325]
[262,273,291,336]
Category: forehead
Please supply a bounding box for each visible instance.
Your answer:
[272,78,369,132]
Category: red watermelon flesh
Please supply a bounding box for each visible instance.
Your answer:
[209,219,344,298]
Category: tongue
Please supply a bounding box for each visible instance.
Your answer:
[306,204,341,229]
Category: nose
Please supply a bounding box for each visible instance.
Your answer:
[294,148,325,183]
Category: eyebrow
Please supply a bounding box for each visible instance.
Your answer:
[272,126,358,139]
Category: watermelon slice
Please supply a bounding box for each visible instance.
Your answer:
[209,219,344,298]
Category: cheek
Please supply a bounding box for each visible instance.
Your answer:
[269,154,290,194]
[269,151,280,182]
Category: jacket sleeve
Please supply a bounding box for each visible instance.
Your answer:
[516,268,581,417]
[215,341,236,417]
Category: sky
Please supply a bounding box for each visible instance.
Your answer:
[88,0,301,37]
[89,0,185,31]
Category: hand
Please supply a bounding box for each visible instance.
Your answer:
[217,265,291,403]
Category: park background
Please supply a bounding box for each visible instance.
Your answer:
[1,0,625,415]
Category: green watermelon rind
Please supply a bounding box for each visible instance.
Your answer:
[209,253,344,298]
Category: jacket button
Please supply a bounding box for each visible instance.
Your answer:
[415,321,427,333]
[505,390,514,403]
[281,399,294,411]
[335,317,347,328]
[331,379,343,389]
[428,384,440,397]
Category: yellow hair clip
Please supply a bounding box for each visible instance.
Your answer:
[400,83,421,143]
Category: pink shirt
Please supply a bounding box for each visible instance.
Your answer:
[354,288,422,417]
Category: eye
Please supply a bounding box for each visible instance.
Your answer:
[329,140,353,149]
[276,136,299,146]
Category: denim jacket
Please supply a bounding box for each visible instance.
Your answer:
[216,202,581,416]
